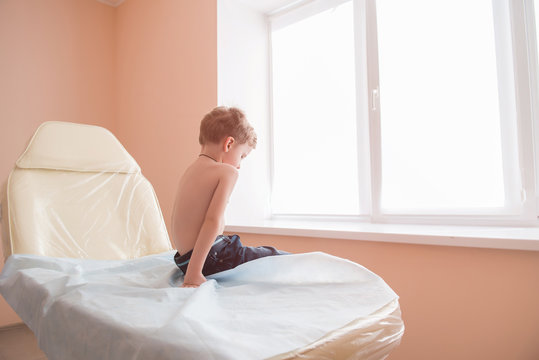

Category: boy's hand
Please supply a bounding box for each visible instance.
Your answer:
[181,272,207,288]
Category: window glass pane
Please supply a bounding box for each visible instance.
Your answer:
[377,0,506,212]
[271,1,360,215]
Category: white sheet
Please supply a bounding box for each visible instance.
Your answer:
[0,251,400,360]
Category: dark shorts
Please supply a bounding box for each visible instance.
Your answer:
[174,234,289,276]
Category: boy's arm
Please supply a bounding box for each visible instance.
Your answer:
[181,166,238,288]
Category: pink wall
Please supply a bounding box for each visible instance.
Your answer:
[1,1,539,360]
[0,0,116,326]
[0,0,216,327]
[115,0,217,238]
[0,0,116,183]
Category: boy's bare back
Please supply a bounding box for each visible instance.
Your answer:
[172,157,238,255]
[171,106,256,287]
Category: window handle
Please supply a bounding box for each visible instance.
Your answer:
[372,88,379,111]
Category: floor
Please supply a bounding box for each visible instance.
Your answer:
[0,324,46,360]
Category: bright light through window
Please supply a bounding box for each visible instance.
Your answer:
[271,1,360,215]
[377,0,507,212]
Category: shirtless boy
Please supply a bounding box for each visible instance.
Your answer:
[172,107,287,288]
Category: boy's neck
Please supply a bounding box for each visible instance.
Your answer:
[199,143,223,163]
[199,153,218,162]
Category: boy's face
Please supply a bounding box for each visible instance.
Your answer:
[223,141,252,169]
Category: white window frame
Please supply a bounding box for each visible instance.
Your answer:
[524,0,539,215]
[267,0,538,227]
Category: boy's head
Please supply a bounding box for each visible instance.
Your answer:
[199,107,257,149]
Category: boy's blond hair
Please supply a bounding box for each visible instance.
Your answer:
[199,107,257,148]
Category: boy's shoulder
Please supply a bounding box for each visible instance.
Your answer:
[212,162,239,182]
[186,159,238,181]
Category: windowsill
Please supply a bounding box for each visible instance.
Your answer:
[225,219,539,251]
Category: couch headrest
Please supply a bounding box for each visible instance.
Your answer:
[16,122,140,173]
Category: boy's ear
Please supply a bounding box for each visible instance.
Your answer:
[223,136,235,152]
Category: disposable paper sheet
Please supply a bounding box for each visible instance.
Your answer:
[0,251,402,360]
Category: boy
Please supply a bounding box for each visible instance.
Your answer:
[172,106,287,288]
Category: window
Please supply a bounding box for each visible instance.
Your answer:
[377,0,520,214]
[268,0,537,225]
[270,1,360,215]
